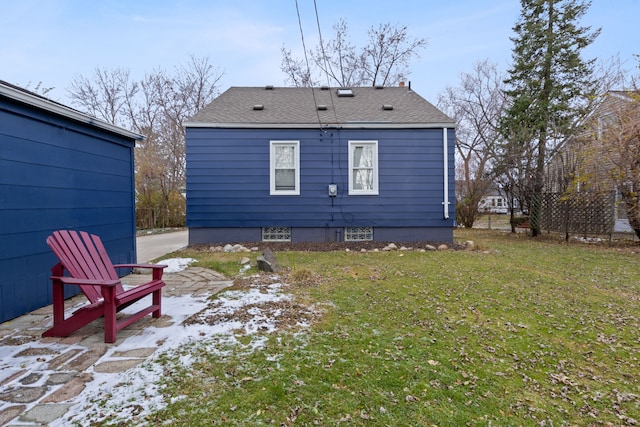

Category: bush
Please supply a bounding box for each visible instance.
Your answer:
[510,215,529,228]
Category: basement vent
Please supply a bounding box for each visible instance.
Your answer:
[262,227,291,242]
[375,85,384,89]
[320,85,330,90]
[317,104,328,111]
[336,88,354,97]
[253,104,264,110]
[382,104,394,110]
[265,85,274,90]
[345,226,373,241]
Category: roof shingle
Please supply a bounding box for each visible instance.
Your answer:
[186,86,455,129]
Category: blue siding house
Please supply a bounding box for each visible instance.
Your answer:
[185,85,455,245]
[0,81,142,323]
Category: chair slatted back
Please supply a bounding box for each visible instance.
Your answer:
[46,230,124,303]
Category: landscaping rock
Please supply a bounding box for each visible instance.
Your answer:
[437,244,449,251]
[256,248,281,272]
[198,240,466,253]
[220,243,251,253]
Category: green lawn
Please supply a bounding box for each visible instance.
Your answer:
[473,214,513,230]
[144,229,639,426]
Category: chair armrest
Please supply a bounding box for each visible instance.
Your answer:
[113,263,168,270]
[114,263,168,281]
[51,276,121,287]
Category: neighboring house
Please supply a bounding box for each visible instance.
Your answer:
[477,186,522,215]
[546,90,638,234]
[592,91,638,233]
[0,80,142,323]
[478,188,508,214]
[184,85,456,244]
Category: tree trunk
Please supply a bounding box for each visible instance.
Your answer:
[530,0,556,238]
[510,207,516,233]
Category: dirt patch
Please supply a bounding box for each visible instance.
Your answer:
[183,274,325,332]
[231,270,325,290]
[183,299,322,331]
[231,273,283,289]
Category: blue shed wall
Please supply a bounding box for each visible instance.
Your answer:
[186,127,455,243]
[0,97,137,323]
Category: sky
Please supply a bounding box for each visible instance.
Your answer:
[1,0,638,108]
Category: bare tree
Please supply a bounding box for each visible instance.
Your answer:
[68,67,139,127]
[68,56,223,227]
[24,81,55,96]
[438,60,507,227]
[282,19,427,87]
[493,128,537,231]
[281,48,314,87]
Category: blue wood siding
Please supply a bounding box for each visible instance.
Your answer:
[186,128,456,233]
[0,97,137,323]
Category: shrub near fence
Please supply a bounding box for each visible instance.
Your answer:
[530,192,616,239]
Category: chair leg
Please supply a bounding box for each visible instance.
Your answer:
[51,278,66,327]
[152,289,162,318]
[102,287,118,343]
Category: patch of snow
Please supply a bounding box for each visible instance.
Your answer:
[574,236,603,244]
[43,280,299,426]
[162,257,196,273]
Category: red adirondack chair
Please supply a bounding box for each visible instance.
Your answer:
[43,230,167,343]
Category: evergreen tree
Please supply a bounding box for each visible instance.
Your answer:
[499,0,599,236]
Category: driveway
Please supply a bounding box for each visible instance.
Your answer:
[136,229,189,263]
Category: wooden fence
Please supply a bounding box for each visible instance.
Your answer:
[529,192,616,238]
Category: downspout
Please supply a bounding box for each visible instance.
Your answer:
[442,128,450,219]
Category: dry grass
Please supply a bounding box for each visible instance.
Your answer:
[142,229,640,426]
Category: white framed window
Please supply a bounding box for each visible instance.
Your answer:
[262,227,291,242]
[348,141,378,195]
[270,141,300,195]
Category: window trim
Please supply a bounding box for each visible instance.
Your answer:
[270,140,300,195]
[348,140,379,195]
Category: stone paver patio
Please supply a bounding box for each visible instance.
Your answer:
[0,267,232,426]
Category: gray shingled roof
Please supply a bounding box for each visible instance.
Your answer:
[185,86,455,129]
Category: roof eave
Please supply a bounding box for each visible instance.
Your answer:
[184,122,456,129]
[0,82,144,141]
